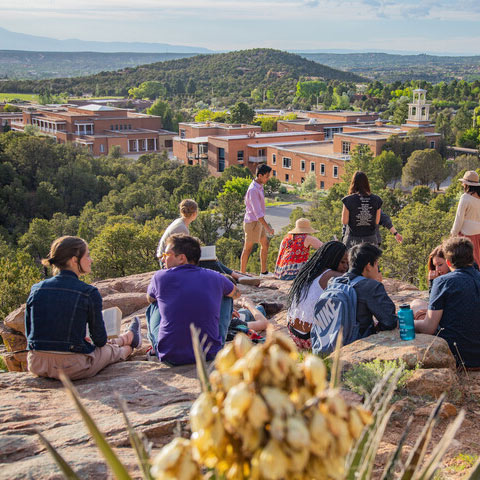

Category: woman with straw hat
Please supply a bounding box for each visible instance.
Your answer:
[451,170,480,266]
[274,218,323,280]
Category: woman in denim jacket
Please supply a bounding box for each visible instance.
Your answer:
[25,236,142,380]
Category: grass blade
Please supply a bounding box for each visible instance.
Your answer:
[59,373,133,480]
[467,456,480,480]
[117,396,154,480]
[380,416,413,480]
[399,394,445,480]
[329,328,343,389]
[36,430,82,480]
[190,323,212,392]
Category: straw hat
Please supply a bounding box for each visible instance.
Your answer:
[288,218,318,234]
[458,170,480,186]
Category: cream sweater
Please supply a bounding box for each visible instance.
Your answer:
[451,193,480,236]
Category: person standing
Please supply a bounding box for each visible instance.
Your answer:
[156,199,198,266]
[450,170,480,266]
[341,171,383,249]
[240,164,274,274]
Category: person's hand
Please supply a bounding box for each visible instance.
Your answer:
[232,310,240,319]
[267,226,274,236]
[428,270,438,280]
[395,233,403,243]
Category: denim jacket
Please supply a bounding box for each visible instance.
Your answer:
[25,270,107,354]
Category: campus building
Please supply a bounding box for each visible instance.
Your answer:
[10,104,175,156]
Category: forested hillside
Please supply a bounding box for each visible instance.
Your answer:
[0,49,365,104]
[301,52,480,83]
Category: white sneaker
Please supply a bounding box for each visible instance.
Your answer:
[259,272,275,279]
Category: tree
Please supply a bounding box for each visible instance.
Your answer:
[230,102,254,124]
[345,144,374,179]
[370,151,402,187]
[452,154,480,175]
[301,172,317,195]
[128,81,166,100]
[189,211,221,245]
[264,176,281,196]
[219,177,251,199]
[391,96,409,125]
[402,149,448,190]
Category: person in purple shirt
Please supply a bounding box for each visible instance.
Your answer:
[146,234,240,365]
[240,164,275,274]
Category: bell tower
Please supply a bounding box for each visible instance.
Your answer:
[407,89,430,125]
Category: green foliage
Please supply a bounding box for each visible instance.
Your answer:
[370,151,402,187]
[3,104,21,112]
[0,245,41,320]
[411,185,432,204]
[146,99,184,131]
[295,80,327,99]
[128,80,166,100]
[216,236,243,271]
[391,96,410,125]
[301,172,318,195]
[451,154,480,175]
[90,222,159,278]
[344,144,375,181]
[230,102,255,124]
[264,176,281,196]
[402,149,449,189]
[343,359,414,396]
[218,177,251,199]
[189,212,221,246]
[216,191,245,239]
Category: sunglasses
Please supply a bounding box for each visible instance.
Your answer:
[161,251,176,259]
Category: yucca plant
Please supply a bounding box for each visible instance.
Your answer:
[39,327,471,480]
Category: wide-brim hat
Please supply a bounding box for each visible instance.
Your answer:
[288,218,318,234]
[200,245,217,261]
[459,170,480,186]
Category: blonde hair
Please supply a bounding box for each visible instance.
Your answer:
[179,199,198,218]
[41,236,88,275]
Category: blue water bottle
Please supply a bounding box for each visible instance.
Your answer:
[398,303,415,341]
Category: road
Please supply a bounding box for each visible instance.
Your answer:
[265,202,312,233]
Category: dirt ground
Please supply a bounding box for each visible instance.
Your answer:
[375,370,480,479]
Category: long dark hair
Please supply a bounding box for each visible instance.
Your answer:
[427,245,445,271]
[349,171,371,195]
[287,241,347,306]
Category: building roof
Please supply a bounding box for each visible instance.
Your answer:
[212,131,321,141]
[77,104,117,112]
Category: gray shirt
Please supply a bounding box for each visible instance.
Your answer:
[156,218,189,258]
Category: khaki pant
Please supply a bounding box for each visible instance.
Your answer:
[28,344,128,381]
[244,221,266,244]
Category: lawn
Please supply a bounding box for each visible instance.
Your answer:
[0,92,38,102]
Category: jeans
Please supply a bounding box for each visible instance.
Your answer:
[146,302,161,352]
[219,297,233,344]
[237,305,266,322]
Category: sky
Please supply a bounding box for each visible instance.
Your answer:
[2,0,480,55]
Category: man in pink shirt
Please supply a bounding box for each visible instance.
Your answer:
[240,164,275,274]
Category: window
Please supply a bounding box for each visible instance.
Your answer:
[165,139,173,148]
[99,144,105,153]
[333,166,338,178]
[300,160,306,171]
[128,124,132,130]
[430,141,435,148]
[218,147,225,172]
[320,181,325,189]
[282,157,292,169]
[320,163,325,175]
[310,161,315,172]
[110,125,114,130]
[285,173,289,182]
[180,129,186,139]
[258,148,266,157]
[272,170,277,177]
[237,150,244,162]
[272,153,276,165]
[115,124,119,131]
[119,124,123,130]
[341,142,351,155]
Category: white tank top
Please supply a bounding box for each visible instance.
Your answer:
[287,269,331,327]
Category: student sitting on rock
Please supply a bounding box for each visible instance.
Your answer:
[415,237,480,369]
[25,236,142,380]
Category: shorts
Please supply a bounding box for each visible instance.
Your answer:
[27,344,127,380]
[244,221,266,244]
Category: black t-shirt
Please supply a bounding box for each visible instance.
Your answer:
[342,193,383,237]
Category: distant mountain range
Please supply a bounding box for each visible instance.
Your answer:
[0,27,211,53]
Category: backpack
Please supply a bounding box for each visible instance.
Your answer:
[310,275,366,355]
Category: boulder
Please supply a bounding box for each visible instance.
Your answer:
[93,271,154,294]
[4,305,26,335]
[101,292,150,317]
[0,361,200,479]
[406,368,459,398]
[0,323,27,352]
[333,330,457,371]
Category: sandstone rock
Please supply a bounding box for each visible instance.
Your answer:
[334,330,457,371]
[0,323,27,352]
[406,368,458,398]
[0,361,200,479]
[100,292,150,318]
[93,271,154,294]
[4,305,26,335]
[414,402,457,419]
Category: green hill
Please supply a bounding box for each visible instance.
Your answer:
[0,48,366,104]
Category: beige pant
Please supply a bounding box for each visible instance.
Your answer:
[244,220,266,244]
[28,344,128,380]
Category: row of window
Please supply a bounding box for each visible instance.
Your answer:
[272,170,332,188]
[276,156,338,177]
[111,124,133,131]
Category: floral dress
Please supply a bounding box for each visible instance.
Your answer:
[274,234,310,280]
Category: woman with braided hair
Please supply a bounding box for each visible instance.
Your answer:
[286,241,349,349]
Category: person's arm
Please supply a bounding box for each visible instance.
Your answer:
[226,284,241,299]
[248,188,274,235]
[88,288,108,347]
[390,226,403,243]
[318,270,342,289]
[341,205,349,226]
[364,281,397,331]
[415,309,443,334]
[147,294,156,303]
[238,297,269,331]
[451,194,467,236]
[375,208,381,225]
[258,216,274,235]
[304,235,323,249]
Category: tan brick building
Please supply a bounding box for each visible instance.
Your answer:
[11,104,175,156]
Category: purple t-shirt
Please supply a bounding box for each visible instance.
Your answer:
[147,264,234,365]
[244,180,266,223]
